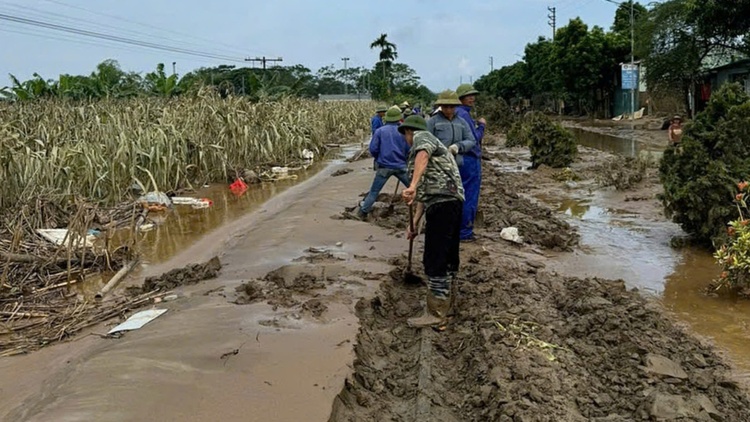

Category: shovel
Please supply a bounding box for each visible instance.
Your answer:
[386,181,401,214]
[404,203,422,285]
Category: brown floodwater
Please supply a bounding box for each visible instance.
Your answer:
[548,128,750,379]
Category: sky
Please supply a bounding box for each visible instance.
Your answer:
[0,0,626,91]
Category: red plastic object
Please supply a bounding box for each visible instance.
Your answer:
[229,178,248,196]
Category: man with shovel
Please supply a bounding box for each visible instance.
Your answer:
[400,115,464,328]
[357,106,409,220]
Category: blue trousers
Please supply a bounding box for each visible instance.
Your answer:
[459,155,481,239]
[360,168,411,214]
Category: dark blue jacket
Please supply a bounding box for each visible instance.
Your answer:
[369,123,410,170]
[371,114,384,134]
[456,105,485,158]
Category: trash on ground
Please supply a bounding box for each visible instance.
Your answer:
[332,168,353,177]
[302,149,315,161]
[138,223,155,232]
[107,309,168,334]
[138,192,172,212]
[191,198,213,209]
[230,178,248,196]
[500,227,523,244]
[37,229,96,248]
[272,166,290,175]
[171,197,201,205]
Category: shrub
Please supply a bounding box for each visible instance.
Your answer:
[659,83,750,246]
[713,181,750,293]
[475,95,514,133]
[527,113,578,168]
[505,119,530,148]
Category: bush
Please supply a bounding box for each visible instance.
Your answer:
[505,119,530,148]
[713,182,750,293]
[475,95,515,133]
[527,113,578,168]
[659,83,750,246]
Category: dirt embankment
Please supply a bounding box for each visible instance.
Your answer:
[328,139,750,421]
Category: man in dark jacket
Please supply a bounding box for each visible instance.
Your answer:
[371,106,387,134]
[426,90,476,168]
[455,83,487,242]
[357,106,409,219]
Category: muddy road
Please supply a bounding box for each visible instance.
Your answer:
[1,133,750,421]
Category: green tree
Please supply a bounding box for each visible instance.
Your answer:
[370,33,398,97]
[144,63,179,97]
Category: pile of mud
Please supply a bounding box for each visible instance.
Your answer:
[129,257,221,294]
[479,166,579,251]
[330,253,750,421]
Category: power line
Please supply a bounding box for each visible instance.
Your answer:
[0,25,239,69]
[40,0,266,57]
[0,2,253,60]
[0,12,248,63]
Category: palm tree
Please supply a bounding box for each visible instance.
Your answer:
[370,33,398,94]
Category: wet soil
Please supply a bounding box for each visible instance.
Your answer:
[133,256,222,293]
[331,252,750,421]
[330,137,750,421]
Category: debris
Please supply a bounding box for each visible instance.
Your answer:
[500,227,523,244]
[332,168,353,177]
[107,309,168,334]
[137,192,172,210]
[95,260,139,299]
[191,198,213,209]
[36,229,96,248]
[302,149,315,161]
[230,178,248,196]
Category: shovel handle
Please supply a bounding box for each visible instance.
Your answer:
[407,204,415,271]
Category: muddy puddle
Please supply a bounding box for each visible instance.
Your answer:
[76,146,366,298]
[550,127,750,380]
[570,126,663,161]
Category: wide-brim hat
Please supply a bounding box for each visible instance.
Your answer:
[375,105,388,113]
[384,106,402,123]
[456,83,480,98]
[398,115,428,133]
[672,115,682,121]
[434,90,462,106]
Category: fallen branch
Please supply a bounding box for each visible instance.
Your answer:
[95,260,138,299]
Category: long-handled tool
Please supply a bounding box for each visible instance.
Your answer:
[386,181,401,214]
[404,203,422,284]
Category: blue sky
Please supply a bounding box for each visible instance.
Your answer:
[0,0,626,91]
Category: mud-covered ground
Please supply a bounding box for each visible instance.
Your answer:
[328,138,750,421]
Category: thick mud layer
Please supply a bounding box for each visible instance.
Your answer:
[131,256,221,293]
[330,249,750,421]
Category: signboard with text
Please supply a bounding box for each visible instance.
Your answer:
[622,63,638,90]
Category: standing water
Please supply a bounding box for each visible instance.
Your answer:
[548,128,750,378]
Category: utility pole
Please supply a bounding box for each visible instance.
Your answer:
[630,0,635,122]
[172,61,176,76]
[244,56,283,70]
[489,56,494,72]
[341,57,350,94]
[547,6,556,41]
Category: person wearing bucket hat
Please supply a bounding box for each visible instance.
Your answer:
[668,115,683,146]
[371,105,388,134]
[427,90,476,168]
[455,83,486,242]
[356,106,409,220]
[400,115,465,329]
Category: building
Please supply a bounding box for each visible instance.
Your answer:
[697,58,750,112]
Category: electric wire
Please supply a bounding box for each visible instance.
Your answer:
[0,12,248,63]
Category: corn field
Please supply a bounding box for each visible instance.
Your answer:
[0,89,373,212]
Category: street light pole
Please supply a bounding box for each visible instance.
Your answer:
[341,57,350,95]
[605,0,636,121]
[630,0,635,123]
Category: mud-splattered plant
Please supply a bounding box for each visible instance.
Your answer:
[714,181,750,292]
[0,90,373,213]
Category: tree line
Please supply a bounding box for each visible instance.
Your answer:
[476,0,750,117]
[1,34,434,104]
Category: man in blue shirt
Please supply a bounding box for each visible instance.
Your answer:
[357,106,409,220]
[371,106,387,134]
[455,84,487,242]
